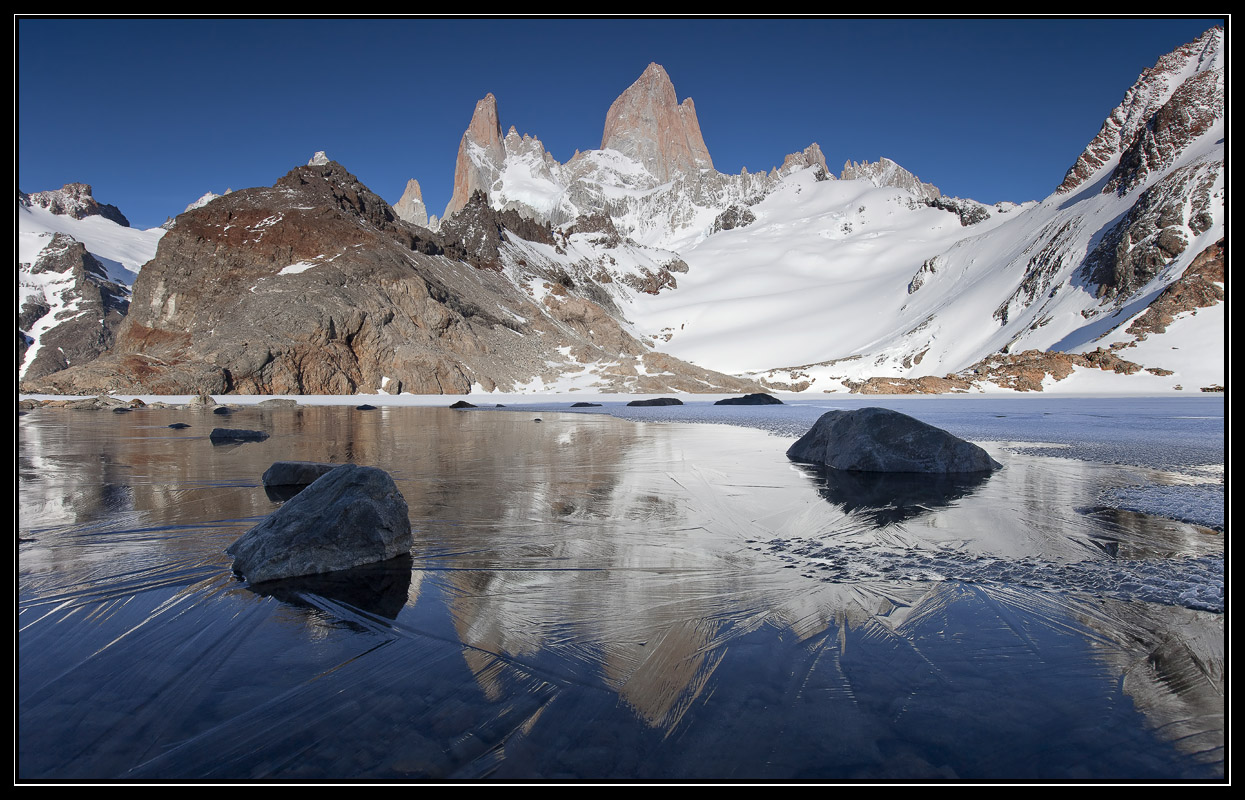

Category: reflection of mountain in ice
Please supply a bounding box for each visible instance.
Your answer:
[17,401,1223,779]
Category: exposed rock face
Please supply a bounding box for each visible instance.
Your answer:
[600,63,714,183]
[18,233,130,380]
[307,150,331,166]
[1083,160,1221,299]
[908,257,940,294]
[840,158,940,202]
[778,143,830,180]
[226,464,412,583]
[786,407,1001,473]
[393,178,429,227]
[1124,238,1224,338]
[445,93,505,218]
[711,205,756,234]
[1057,27,1223,195]
[923,196,990,226]
[438,190,554,271]
[21,183,130,226]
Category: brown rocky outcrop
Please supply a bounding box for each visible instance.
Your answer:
[844,348,1150,395]
[600,63,714,183]
[1124,238,1225,338]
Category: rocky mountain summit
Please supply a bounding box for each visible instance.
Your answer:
[435,63,825,249]
[18,30,1225,397]
[21,183,130,226]
[599,62,715,183]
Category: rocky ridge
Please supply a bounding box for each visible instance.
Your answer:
[18,233,130,380]
[20,159,762,396]
[21,183,130,226]
[435,63,827,249]
[1057,26,1223,195]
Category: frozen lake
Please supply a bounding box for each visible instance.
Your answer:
[17,396,1224,780]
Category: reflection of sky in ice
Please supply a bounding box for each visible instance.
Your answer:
[17,399,1224,780]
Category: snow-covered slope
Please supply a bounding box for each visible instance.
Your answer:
[617,28,1225,394]
[18,194,164,379]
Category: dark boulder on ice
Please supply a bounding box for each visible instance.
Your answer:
[212,406,231,415]
[571,402,602,407]
[227,464,412,584]
[209,428,269,443]
[714,393,783,405]
[450,400,477,409]
[355,404,378,410]
[168,422,191,429]
[262,461,342,487]
[786,407,1001,473]
[626,397,683,406]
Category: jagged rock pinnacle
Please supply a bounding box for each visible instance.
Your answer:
[394,178,429,228]
[445,93,506,218]
[600,63,714,183]
[308,151,331,166]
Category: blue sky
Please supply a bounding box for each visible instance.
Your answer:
[17,17,1225,230]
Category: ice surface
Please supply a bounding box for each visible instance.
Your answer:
[17,397,1223,780]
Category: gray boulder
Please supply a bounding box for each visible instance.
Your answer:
[262,461,342,487]
[227,464,412,583]
[786,407,1001,473]
[209,428,269,443]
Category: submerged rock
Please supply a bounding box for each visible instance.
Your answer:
[209,428,269,443]
[786,407,1001,473]
[626,397,683,406]
[227,464,412,583]
[257,398,300,408]
[714,393,783,405]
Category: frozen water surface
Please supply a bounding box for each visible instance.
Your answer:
[17,398,1224,780]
